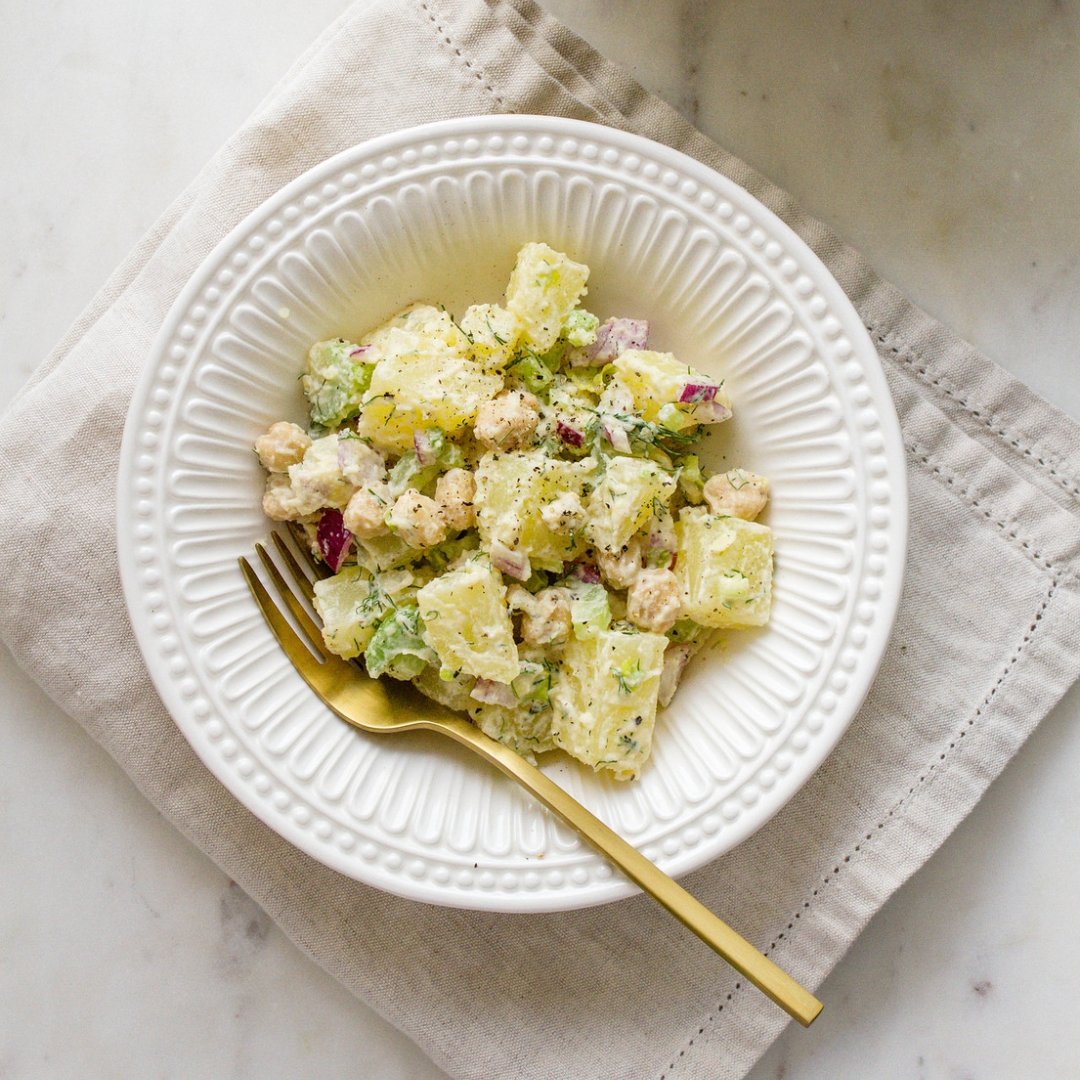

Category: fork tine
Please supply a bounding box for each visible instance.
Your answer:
[238,556,327,683]
[253,543,329,658]
[271,532,316,605]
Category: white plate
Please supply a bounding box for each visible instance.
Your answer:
[118,116,906,912]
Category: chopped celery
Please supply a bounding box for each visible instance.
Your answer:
[677,454,705,504]
[505,352,555,396]
[387,427,464,497]
[561,309,600,348]
[303,339,374,427]
[568,583,612,641]
[425,533,481,573]
[512,659,556,710]
[364,605,436,680]
[667,618,708,644]
[388,451,439,498]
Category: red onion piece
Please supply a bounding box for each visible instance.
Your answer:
[413,429,436,465]
[679,382,719,404]
[316,509,353,572]
[348,346,369,358]
[569,561,601,585]
[490,541,531,581]
[691,400,732,423]
[556,420,584,448]
[470,678,518,708]
[569,318,650,366]
[593,318,649,362]
[603,422,631,453]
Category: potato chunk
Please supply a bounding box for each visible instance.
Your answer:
[312,567,383,659]
[416,559,520,683]
[610,349,731,425]
[585,456,676,555]
[355,341,502,454]
[505,242,590,353]
[474,449,597,571]
[460,303,521,370]
[675,508,773,628]
[551,627,667,781]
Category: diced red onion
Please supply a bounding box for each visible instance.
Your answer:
[691,400,732,424]
[490,541,531,581]
[679,382,719,404]
[569,561,601,585]
[658,644,693,707]
[316,509,353,572]
[470,678,518,708]
[569,318,650,366]
[593,318,649,362]
[556,420,584,448]
[348,346,369,358]
[603,422,631,453]
[413,429,437,465]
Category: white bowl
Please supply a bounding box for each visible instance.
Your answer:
[117,116,906,912]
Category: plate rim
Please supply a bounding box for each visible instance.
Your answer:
[117,114,908,912]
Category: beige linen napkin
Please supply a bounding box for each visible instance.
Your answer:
[3,1,1080,1077]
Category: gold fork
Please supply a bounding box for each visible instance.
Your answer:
[239,533,822,1027]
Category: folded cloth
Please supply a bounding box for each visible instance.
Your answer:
[3,1,1079,1077]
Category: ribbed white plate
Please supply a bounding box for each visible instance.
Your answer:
[117,116,906,912]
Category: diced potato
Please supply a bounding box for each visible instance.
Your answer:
[355,346,503,454]
[469,701,555,762]
[474,449,598,570]
[550,627,668,781]
[585,456,677,554]
[460,303,521,370]
[353,532,420,573]
[411,664,477,713]
[611,349,731,424]
[675,507,773,628]
[360,303,471,357]
[284,434,355,516]
[416,558,520,683]
[505,242,590,353]
[312,567,384,659]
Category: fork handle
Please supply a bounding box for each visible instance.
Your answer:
[433,717,822,1027]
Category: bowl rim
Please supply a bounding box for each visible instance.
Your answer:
[117,114,908,911]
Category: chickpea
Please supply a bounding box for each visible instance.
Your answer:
[703,469,769,521]
[435,468,477,533]
[626,568,682,634]
[474,390,541,451]
[597,535,643,590]
[343,482,393,539]
[387,490,447,549]
[254,421,310,473]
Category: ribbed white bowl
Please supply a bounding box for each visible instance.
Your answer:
[118,116,906,912]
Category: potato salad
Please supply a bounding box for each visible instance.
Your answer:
[255,242,773,780]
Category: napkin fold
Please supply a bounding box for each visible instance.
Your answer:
[3,1,1080,1077]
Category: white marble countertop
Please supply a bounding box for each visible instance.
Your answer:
[2,2,1079,1076]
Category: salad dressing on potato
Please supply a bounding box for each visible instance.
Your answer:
[255,242,773,781]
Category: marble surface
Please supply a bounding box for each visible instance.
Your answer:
[2,1,1078,1076]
